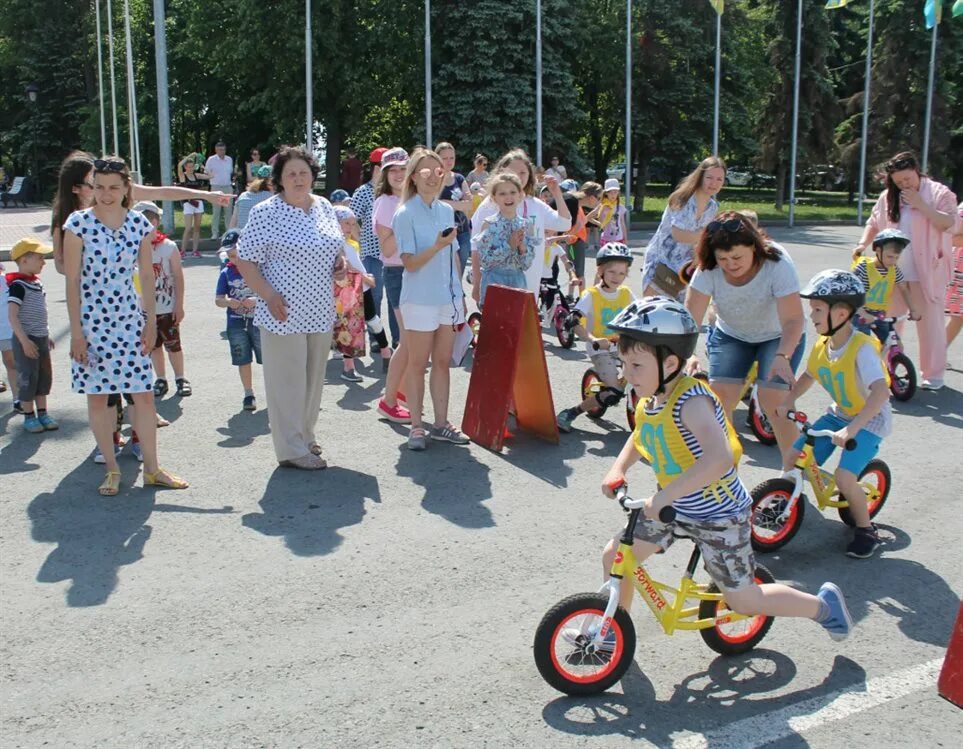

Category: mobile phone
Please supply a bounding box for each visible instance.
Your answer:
[442,227,455,238]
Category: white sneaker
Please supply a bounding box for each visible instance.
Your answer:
[921,378,944,391]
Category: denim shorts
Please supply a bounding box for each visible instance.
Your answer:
[226,321,262,366]
[383,265,404,311]
[792,412,882,476]
[706,327,806,391]
[456,231,471,274]
[479,267,526,307]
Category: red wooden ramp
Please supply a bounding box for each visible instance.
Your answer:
[461,285,559,451]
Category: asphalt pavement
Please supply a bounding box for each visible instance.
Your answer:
[1,224,961,747]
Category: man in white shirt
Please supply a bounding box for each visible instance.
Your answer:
[205,141,235,239]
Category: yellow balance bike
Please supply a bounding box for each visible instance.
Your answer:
[533,484,775,696]
[749,410,891,552]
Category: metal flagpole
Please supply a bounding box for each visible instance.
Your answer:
[625,0,631,209]
[106,0,120,155]
[921,21,937,171]
[857,0,875,225]
[536,0,542,166]
[95,0,107,155]
[123,0,141,180]
[153,0,174,233]
[788,0,803,228]
[713,10,721,155]
[306,0,313,153]
[425,0,432,146]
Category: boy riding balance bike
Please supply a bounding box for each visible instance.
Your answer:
[556,243,634,433]
[774,269,894,559]
[534,297,854,695]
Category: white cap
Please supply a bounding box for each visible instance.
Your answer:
[603,178,620,192]
[132,200,163,218]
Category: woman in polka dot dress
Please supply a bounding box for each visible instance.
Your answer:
[63,157,188,496]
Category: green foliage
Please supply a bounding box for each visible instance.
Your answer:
[0,0,959,202]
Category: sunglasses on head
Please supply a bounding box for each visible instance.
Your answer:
[886,158,915,173]
[417,167,445,179]
[706,217,745,234]
[93,158,126,173]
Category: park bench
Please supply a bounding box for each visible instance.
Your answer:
[0,176,29,208]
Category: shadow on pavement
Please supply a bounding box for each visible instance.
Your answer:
[889,384,962,429]
[215,408,270,447]
[28,461,234,607]
[766,522,957,649]
[241,465,380,555]
[542,650,864,747]
[395,443,493,529]
[0,415,89,475]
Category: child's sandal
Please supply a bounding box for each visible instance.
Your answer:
[99,471,122,496]
[175,378,193,397]
[143,468,189,490]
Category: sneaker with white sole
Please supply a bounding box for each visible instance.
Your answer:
[407,426,428,451]
[131,442,143,462]
[341,370,363,383]
[920,378,944,391]
[816,582,853,641]
[377,399,411,424]
[430,422,469,444]
[557,407,581,433]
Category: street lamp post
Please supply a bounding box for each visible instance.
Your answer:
[25,83,40,201]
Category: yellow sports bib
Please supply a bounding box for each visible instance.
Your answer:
[852,256,897,312]
[806,330,890,417]
[632,375,743,501]
[584,285,633,339]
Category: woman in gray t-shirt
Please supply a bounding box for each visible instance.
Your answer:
[684,212,806,463]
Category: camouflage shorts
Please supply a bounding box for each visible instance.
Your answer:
[632,509,755,591]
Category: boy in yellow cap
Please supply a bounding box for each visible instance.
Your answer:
[6,239,58,432]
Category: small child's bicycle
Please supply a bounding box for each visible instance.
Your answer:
[533,484,776,695]
[538,278,578,349]
[580,346,638,430]
[738,362,776,446]
[749,410,891,552]
[870,314,916,401]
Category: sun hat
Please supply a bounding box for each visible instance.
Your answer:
[254,164,272,179]
[380,147,409,170]
[334,206,357,222]
[132,200,163,218]
[10,238,53,262]
[330,189,351,203]
[603,178,620,192]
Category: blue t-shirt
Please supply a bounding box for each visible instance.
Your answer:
[215,263,257,328]
[393,196,464,308]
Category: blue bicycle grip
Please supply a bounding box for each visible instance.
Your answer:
[659,506,676,523]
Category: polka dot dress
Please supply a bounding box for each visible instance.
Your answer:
[64,208,154,394]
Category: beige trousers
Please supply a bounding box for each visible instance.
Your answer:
[260,328,333,462]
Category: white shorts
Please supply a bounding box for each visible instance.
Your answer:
[400,302,466,332]
[182,200,205,216]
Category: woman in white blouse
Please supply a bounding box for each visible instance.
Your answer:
[470,149,571,299]
[235,147,346,470]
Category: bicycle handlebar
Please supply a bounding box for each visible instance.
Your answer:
[612,483,677,523]
[785,410,857,450]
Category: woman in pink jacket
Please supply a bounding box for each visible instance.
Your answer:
[852,152,958,390]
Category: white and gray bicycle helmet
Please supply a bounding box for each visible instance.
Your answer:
[800,269,865,335]
[607,296,699,393]
[871,228,910,253]
[596,242,633,267]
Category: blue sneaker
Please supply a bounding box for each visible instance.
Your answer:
[23,415,44,433]
[38,413,59,431]
[817,582,853,642]
[131,441,143,462]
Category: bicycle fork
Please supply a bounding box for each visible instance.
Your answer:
[775,466,806,523]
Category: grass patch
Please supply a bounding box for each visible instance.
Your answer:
[632,184,861,223]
